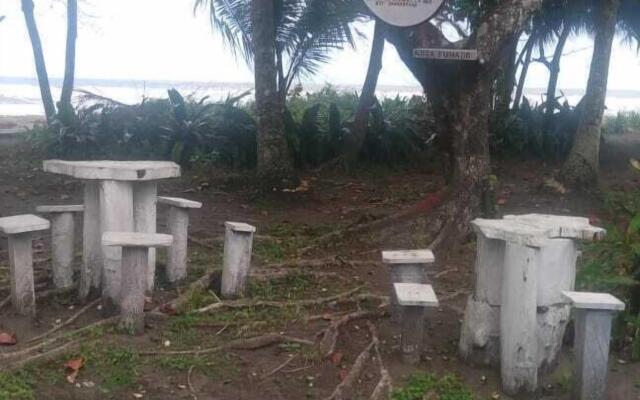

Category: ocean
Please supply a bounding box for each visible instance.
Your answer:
[1,77,639,116]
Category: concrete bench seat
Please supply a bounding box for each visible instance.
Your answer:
[382,249,435,322]
[563,291,625,400]
[157,196,203,286]
[221,222,256,299]
[102,232,173,334]
[36,205,84,289]
[394,283,439,364]
[0,215,50,316]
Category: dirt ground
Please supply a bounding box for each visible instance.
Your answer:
[0,133,639,400]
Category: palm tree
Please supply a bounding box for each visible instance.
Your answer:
[562,0,622,186]
[60,0,78,111]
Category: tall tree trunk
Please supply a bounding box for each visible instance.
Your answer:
[251,0,294,187]
[347,19,385,166]
[21,0,56,121]
[494,33,519,115]
[513,33,535,109]
[60,0,78,110]
[562,0,620,187]
[384,0,544,253]
[544,25,570,128]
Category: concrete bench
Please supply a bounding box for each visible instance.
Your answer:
[36,205,84,289]
[563,291,625,400]
[157,196,202,286]
[102,232,173,334]
[393,282,439,364]
[382,249,435,322]
[221,222,256,299]
[0,215,50,316]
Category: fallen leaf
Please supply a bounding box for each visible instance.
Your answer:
[132,393,144,399]
[330,352,343,366]
[338,369,349,381]
[65,357,85,384]
[0,332,17,346]
[543,177,567,195]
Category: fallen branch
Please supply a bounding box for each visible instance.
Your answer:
[26,298,101,344]
[324,338,375,400]
[195,286,365,314]
[139,334,313,356]
[368,322,392,400]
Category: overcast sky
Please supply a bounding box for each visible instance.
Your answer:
[1,0,640,91]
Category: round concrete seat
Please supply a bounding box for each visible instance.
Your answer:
[0,214,50,316]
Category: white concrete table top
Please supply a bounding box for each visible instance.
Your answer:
[394,283,439,307]
[225,222,256,233]
[562,291,626,311]
[158,196,202,209]
[382,249,435,264]
[504,214,606,242]
[43,160,180,181]
[472,218,551,247]
[0,215,50,234]
[36,205,85,213]
[102,232,173,248]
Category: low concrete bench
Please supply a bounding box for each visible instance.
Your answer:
[562,291,625,400]
[36,205,84,289]
[221,222,256,299]
[394,282,439,364]
[102,232,173,333]
[382,249,435,322]
[0,215,50,316]
[157,196,202,287]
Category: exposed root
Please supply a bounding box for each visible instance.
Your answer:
[318,309,387,358]
[262,257,379,269]
[139,334,313,356]
[369,322,392,400]
[194,286,366,314]
[26,298,101,344]
[159,270,217,313]
[324,340,374,400]
[262,354,299,379]
[4,340,82,372]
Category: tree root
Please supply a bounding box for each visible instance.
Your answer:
[194,286,366,314]
[262,257,379,270]
[4,340,82,372]
[318,308,388,358]
[139,334,313,357]
[324,340,374,400]
[26,298,101,344]
[368,322,392,400]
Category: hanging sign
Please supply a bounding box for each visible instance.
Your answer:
[413,48,479,61]
[363,0,445,27]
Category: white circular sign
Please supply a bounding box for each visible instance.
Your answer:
[364,0,444,27]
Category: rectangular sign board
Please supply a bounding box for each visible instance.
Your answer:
[413,48,478,61]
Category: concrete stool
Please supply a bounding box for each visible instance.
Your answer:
[36,205,84,289]
[102,232,173,334]
[221,222,256,299]
[0,215,50,316]
[563,291,625,400]
[157,196,202,286]
[394,282,439,364]
[382,250,435,322]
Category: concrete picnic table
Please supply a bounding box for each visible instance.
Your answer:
[43,160,181,312]
[458,214,605,395]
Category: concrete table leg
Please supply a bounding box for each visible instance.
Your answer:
[459,234,504,365]
[81,182,102,300]
[166,207,189,284]
[221,225,255,299]
[574,309,615,400]
[133,182,157,293]
[389,264,427,323]
[8,233,36,316]
[50,212,75,289]
[100,180,134,314]
[401,305,426,364]
[119,247,147,335]
[500,242,539,395]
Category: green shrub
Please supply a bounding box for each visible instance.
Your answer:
[604,111,640,135]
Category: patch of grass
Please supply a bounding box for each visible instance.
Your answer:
[154,353,239,379]
[392,374,474,400]
[0,371,34,400]
[254,241,286,263]
[250,272,316,301]
[74,343,139,391]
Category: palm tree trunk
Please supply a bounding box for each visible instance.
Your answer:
[544,25,570,127]
[348,20,385,166]
[60,0,78,109]
[495,33,519,114]
[251,0,294,186]
[513,33,535,109]
[562,0,620,187]
[21,0,56,121]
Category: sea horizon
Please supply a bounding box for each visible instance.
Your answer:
[1,75,639,116]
